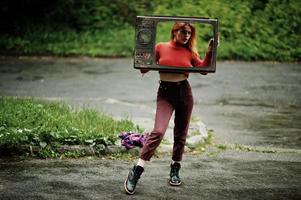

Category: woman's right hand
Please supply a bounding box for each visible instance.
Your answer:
[140,69,149,74]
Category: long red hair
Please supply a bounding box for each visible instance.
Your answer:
[171,22,198,56]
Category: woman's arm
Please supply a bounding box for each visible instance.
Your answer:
[192,39,214,67]
[191,51,212,67]
[140,43,163,74]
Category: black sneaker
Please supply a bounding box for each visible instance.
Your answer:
[124,165,144,195]
[169,162,181,186]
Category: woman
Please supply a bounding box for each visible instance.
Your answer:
[124,22,214,195]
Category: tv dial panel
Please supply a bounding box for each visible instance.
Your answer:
[134,17,156,67]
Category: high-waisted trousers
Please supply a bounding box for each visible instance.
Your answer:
[140,79,194,161]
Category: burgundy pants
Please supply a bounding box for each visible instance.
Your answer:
[140,79,194,161]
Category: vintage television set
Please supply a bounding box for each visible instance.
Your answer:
[134,16,218,73]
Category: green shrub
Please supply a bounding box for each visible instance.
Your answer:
[0,0,300,61]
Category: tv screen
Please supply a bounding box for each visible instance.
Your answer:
[134,16,218,73]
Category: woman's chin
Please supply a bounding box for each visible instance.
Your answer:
[175,40,188,45]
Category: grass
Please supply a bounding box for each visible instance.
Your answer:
[187,130,214,154]
[0,97,143,158]
[207,143,278,157]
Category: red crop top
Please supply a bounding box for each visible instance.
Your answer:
[155,40,212,76]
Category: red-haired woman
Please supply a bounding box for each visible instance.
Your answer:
[124,22,214,195]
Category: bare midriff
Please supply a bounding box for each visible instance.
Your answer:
[159,73,187,82]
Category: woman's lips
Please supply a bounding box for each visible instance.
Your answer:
[182,38,189,43]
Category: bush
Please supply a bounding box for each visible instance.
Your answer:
[0,0,300,61]
[153,0,301,61]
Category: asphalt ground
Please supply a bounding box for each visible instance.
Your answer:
[1,151,300,200]
[0,57,301,199]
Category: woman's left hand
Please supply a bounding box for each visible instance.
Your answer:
[206,39,214,53]
[206,34,220,54]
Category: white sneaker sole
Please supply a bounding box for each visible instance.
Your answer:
[169,180,182,186]
[124,172,135,195]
